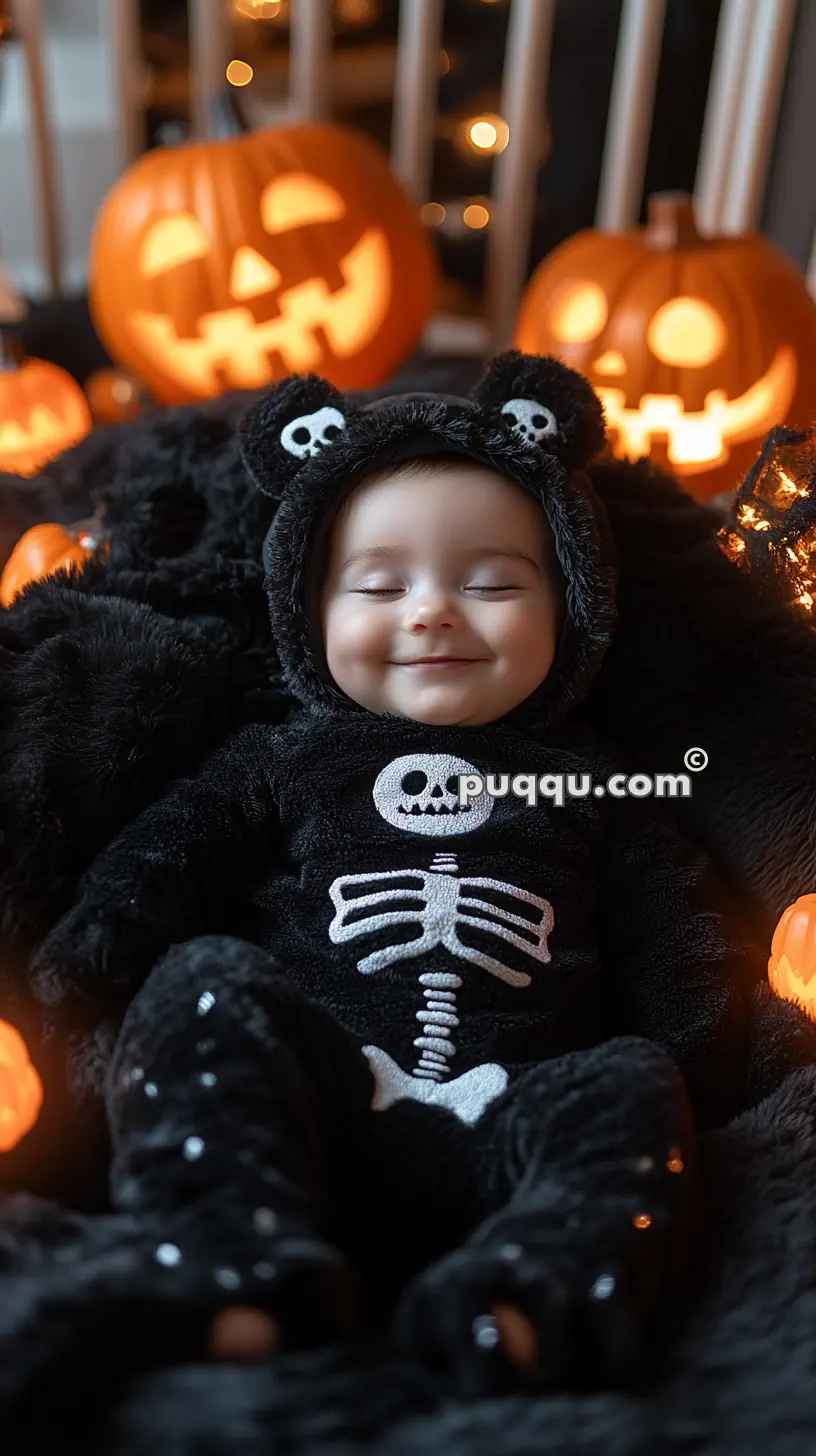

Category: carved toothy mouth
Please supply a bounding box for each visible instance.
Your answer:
[128,227,391,395]
[595,344,797,473]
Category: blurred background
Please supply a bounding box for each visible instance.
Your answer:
[2,0,814,382]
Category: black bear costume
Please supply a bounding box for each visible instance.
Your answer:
[28,352,816,1396]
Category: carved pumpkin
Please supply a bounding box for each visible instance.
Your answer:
[89,122,438,405]
[768,893,816,1020]
[0,519,105,607]
[0,1019,43,1152]
[514,192,816,500]
[0,359,92,477]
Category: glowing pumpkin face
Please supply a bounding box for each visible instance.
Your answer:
[90,123,437,405]
[0,1019,43,1152]
[0,360,92,477]
[515,193,816,500]
[768,893,816,1020]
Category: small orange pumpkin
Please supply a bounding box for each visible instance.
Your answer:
[89,122,438,405]
[0,520,102,607]
[0,359,92,477]
[514,192,816,501]
[0,1019,43,1152]
[768,893,816,1020]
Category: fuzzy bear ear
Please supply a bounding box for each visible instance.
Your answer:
[471,349,607,470]
[239,373,349,498]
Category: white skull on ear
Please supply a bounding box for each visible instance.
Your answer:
[501,397,558,447]
[281,405,346,459]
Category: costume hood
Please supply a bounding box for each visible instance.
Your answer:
[239,350,618,733]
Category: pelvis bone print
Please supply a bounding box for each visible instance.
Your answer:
[328,755,555,1123]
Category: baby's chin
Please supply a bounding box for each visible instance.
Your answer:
[385,685,498,727]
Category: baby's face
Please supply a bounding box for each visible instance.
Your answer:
[319,461,563,726]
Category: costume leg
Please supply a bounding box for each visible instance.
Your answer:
[105,933,377,1354]
[395,1036,699,1396]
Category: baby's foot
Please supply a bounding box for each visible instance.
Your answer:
[394,1199,669,1399]
[139,1208,362,1360]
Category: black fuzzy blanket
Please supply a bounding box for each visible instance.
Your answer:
[3,376,816,1453]
[3,1062,815,1455]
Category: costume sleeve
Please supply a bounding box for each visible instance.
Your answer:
[592,743,766,1128]
[28,722,280,1013]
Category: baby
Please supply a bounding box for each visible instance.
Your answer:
[30,352,767,1394]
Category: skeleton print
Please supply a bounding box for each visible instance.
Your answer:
[329,752,557,1121]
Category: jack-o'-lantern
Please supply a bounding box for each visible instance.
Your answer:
[0,1019,43,1152]
[0,359,92,476]
[0,518,106,607]
[768,893,816,1021]
[515,192,816,501]
[89,123,438,405]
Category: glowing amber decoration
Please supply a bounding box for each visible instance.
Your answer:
[514,191,816,501]
[89,124,438,404]
[768,894,816,1020]
[0,360,92,477]
[0,519,105,606]
[0,1020,43,1152]
[226,59,254,87]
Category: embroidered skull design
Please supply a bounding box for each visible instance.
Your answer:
[372,753,493,836]
[501,396,558,446]
[280,405,346,459]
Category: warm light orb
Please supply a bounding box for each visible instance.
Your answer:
[548,280,608,344]
[0,1019,43,1152]
[226,59,254,87]
[337,0,379,21]
[647,296,727,368]
[465,115,510,154]
[420,202,446,227]
[463,202,491,230]
[231,0,281,16]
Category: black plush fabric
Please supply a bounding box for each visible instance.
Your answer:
[2,354,816,1447]
[16,352,816,1419]
[584,453,816,947]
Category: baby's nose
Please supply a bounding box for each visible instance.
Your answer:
[404,591,460,629]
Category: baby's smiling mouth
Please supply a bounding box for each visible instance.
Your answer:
[393,656,484,667]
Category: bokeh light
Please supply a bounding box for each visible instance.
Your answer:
[464,114,510,155]
[226,59,254,87]
[420,202,447,226]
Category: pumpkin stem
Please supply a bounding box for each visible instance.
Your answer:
[645,192,701,249]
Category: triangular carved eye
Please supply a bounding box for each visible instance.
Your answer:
[501,397,559,445]
[280,405,346,458]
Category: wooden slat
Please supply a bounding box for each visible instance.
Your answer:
[11,0,62,293]
[289,0,333,121]
[107,0,145,169]
[595,0,667,233]
[390,0,444,206]
[720,0,798,234]
[189,0,231,139]
[694,0,756,235]
[486,0,556,352]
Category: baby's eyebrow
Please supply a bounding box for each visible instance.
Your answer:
[340,545,540,571]
[340,545,404,571]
